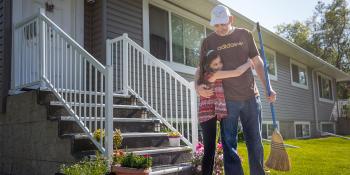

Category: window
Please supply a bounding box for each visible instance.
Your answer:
[294,122,311,138]
[171,14,205,67]
[262,121,279,139]
[149,5,170,61]
[318,73,333,102]
[290,60,308,89]
[258,48,277,80]
[206,28,214,36]
[320,122,335,134]
[149,4,208,71]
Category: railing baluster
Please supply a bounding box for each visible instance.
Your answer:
[176,80,179,130]
[186,88,190,140]
[95,68,98,131]
[170,77,173,126]
[83,59,87,126]
[89,63,92,132]
[181,84,184,136]
[145,55,149,103]
[165,73,168,121]
[160,69,163,117]
[155,66,158,112]
[100,72,104,146]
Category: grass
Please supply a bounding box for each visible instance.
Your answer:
[238,136,350,175]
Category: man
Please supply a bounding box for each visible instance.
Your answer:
[195,5,277,175]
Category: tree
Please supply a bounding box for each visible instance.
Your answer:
[275,0,350,99]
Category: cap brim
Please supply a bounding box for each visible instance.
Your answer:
[210,16,229,26]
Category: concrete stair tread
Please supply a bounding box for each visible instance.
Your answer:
[62,132,168,139]
[49,101,146,109]
[122,146,192,155]
[150,163,192,175]
[40,89,132,98]
[60,116,159,122]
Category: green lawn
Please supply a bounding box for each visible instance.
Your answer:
[238,136,350,175]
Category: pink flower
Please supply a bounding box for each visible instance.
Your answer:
[196,142,204,150]
[217,143,223,150]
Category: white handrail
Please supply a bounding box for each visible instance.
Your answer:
[108,34,198,149]
[12,12,114,160]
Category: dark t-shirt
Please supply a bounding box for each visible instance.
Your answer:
[200,28,260,101]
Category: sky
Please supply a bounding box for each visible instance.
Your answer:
[219,0,350,32]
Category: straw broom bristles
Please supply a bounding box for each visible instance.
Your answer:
[265,129,291,171]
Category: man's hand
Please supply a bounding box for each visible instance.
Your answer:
[197,84,214,98]
[266,88,277,103]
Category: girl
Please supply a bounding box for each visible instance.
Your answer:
[198,50,253,175]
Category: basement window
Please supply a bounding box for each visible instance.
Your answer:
[294,122,311,138]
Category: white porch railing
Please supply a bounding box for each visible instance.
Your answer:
[11,11,114,159]
[107,34,198,148]
[332,99,350,120]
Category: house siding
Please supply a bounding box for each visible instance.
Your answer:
[0,0,11,112]
[106,0,143,45]
[257,52,315,122]
[316,76,337,122]
[84,0,104,62]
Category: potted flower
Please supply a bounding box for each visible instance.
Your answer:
[167,131,181,147]
[111,152,152,175]
[93,128,123,149]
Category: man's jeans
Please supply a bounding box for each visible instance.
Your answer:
[220,96,265,175]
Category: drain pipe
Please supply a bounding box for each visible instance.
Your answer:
[312,68,320,132]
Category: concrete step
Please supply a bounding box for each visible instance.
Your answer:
[122,146,192,167]
[37,90,137,105]
[58,116,161,134]
[150,163,193,175]
[48,101,148,119]
[64,132,181,153]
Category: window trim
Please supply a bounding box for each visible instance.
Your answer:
[320,121,336,135]
[317,72,334,104]
[290,59,309,90]
[149,1,213,75]
[254,44,278,81]
[262,120,280,139]
[294,121,311,138]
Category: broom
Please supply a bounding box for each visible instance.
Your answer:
[256,22,291,171]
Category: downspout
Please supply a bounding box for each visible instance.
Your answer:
[312,68,320,132]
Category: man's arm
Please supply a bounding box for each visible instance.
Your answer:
[195,68,214,98]
[252,55,277,103]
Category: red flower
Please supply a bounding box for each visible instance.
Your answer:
[143,154,151,158]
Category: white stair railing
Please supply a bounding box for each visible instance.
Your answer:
[107,34,198,148]
[11,11,114,159]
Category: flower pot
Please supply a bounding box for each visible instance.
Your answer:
[168,136,180,147]
[111,165,150,175]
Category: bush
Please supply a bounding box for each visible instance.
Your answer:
[60,153,108,175]
[118,153,152,169]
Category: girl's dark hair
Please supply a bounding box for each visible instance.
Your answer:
[198,50,220,85]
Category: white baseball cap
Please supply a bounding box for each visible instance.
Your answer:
[210,5,231,26]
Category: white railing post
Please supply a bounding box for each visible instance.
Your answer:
[190,82,198,149]
[39,8,46,88]
[122,33,129,94]
[10,23,17,93]
[105,39,114,160]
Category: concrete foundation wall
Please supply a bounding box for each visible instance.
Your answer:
[0,91,75,175]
